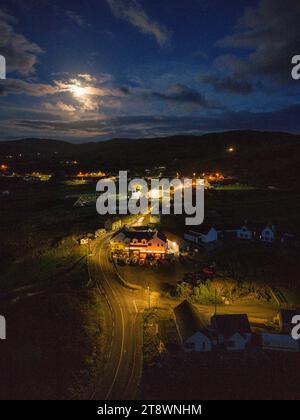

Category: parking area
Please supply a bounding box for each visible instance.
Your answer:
[116,255,197,292]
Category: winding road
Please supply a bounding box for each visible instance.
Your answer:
[89,234,144,400]
[87,232,278,400]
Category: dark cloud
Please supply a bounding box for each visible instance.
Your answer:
[3,104,300,141]
[214,0,300,84]
[105,0,171,47]
[200,74,255,95]
[0,78,57,96]
[150,83,222,109]
[110,83,223,110]
[65,10,90,28]
[119,86,131,95]
[0,9,43,75]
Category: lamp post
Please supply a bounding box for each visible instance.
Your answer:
[86,240,92,284]
[147,282,151,309]
[214,289,217,316]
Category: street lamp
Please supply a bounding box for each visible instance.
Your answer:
[147,282,151,309]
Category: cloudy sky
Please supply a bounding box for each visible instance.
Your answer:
[0,0,300,142]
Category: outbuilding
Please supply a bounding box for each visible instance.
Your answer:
[174,300,214,352]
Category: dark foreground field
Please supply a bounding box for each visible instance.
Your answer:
[139,351,300,400]
[0,179,109,399]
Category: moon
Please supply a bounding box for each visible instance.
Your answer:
[70,84,86,97]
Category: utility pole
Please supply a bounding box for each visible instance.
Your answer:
[147,282,151,309]
[214,289,217,316]
[86,240,92,284]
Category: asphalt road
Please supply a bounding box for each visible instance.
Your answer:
[87,232,278,400]
[89,234,144,400]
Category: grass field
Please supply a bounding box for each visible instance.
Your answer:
[0,236,108,399]
[0,179,109,399]
[0,284,107,399]
[0,237,86,290]
[215,184,256,191]
[0,178,106,267]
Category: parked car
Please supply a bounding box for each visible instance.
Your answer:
[202,267,214,277]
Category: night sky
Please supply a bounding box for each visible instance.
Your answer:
[0,0,300,142]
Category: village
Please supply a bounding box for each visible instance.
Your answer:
[77,208,300,363]
[1,150,300,400]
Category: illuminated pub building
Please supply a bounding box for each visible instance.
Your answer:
[110,229,168,261]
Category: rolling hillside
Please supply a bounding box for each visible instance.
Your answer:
[0,130,299,187]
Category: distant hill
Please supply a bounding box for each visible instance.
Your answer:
[0,130,300,187]
[0,138,77,154]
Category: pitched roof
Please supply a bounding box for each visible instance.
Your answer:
[114,229,167,243]
[156,231,167,242]
[185,226,215,237]
[123,230,154,241]
[238,222,275,232]
[211,314,251,338]
[174,300,210,342]
[261,225,275,233]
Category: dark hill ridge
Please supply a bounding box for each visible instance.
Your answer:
[0,130,300,187]
[0,138,77,155]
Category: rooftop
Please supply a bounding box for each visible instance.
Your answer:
[211,314,251,338]
[112,228,167,243]
[174,300,210,342]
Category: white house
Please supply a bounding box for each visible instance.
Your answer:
[184,331,213,352]
[174,300,214,352]
[261,333,299,352]
[200,227,218,243]
[211,314,252,351]
[184,227,218,245]
[260,225,275,242]
[237,225,253,240]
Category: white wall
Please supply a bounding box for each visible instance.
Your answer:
[262,333,299,352]
[184,332,212,352]
[261,227,275,242]
[237,227,252,240]
[225,333,251,351]
[202,228,218,243]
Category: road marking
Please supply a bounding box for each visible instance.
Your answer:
[89,234,141,401]
[123,310,140,400]
[133,299,138,314]
[98,238,126,400]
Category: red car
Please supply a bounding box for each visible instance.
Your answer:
[202,267,215,276]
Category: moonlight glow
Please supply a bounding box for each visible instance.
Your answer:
[70,84,86,98]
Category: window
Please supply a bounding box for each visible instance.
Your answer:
[228,340,235,348]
